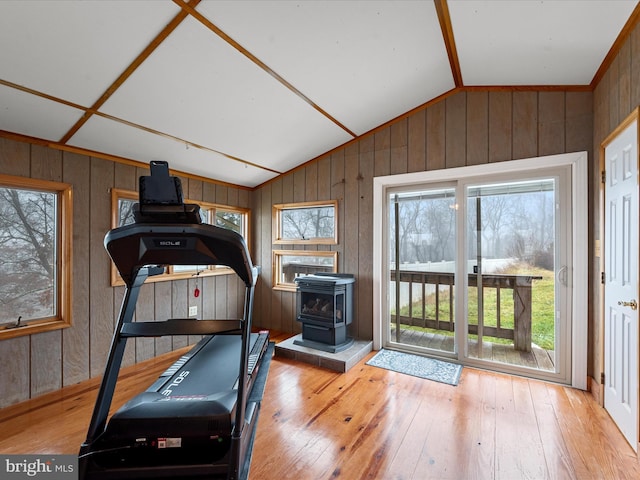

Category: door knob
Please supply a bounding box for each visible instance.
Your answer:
[617,299,638,311]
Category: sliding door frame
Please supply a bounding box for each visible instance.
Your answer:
[372,152,588,389]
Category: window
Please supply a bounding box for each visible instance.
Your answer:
[0,174,72,339]
[111,189,250,285]
[273,200,338,244]
[272,250,337,291]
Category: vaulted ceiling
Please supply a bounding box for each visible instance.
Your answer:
[0,1,638,188]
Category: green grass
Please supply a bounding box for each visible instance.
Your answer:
[393,262,556,350]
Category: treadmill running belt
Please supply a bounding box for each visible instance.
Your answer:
[89,333,268,470]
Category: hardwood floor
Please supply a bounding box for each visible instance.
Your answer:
[0,331,638,479]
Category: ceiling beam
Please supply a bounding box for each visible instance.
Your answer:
[434,0,463,88]
[58,0,202,145]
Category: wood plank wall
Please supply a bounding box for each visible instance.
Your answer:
[251,88,594,360]
[0,142,249,408]
[591,20,640,400]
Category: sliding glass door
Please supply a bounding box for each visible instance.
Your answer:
[464,176,570,378]
[381,164,575,383]
[387,185,457,357]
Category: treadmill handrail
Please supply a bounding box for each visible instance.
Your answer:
[104,223,257,287]
[120,319,242,337]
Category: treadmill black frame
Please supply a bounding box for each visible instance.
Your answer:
[79,220,262,480]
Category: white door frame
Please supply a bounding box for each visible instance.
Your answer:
[600,108,640,453]
[372,151,589,389]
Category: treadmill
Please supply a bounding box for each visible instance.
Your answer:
[79,161,271,480]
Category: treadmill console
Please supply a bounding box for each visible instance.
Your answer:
[134,160,201,224]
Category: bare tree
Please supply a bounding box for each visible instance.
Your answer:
[0,188,56,322]
[282,206,334,240]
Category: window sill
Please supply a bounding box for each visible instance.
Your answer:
[0,318,72,341]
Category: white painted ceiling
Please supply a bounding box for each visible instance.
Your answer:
[0,0,637,188]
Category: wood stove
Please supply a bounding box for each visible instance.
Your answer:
[293,273,355,353]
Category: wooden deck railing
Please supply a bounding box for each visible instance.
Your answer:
[390,270,542,352]
[282,263,333,283]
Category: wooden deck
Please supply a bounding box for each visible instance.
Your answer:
[390,326,555,371]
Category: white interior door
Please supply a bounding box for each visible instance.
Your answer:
[604,118,639,452]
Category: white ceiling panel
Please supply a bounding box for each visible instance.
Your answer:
[0,0,179,105]
[450,0,638,85]
[99,16,353,173]
[68,115,276,188]
[0,84,85,141]
[198,0,455,135]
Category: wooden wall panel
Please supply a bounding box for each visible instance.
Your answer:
[489,91,512,163]
[115,162,137,191]
[512,91,538,159]
[445,92,466,168]
[330,150,346,270]
[390,119,408,175]
[251,188,264,325]
[566,92,593,153]
[293,169,305,203]
[538,92,565,157]
[316,155,331,201]
[31,144,62,181]
[305,160,318,201]
[357,135,374,340]
[62,151,90,386]
[407,109,426,172]
[631,26,640,109]
[426,101,446,170]
[608,55,620,134]
[374,127,391,177]
[0,337,29,405]
[618,39,631,117]
[343,140,363,335]
[0,138,29,175]
[269,178,283,332]
[466,91,488,166]
[30,330,62,397]
[258,186,272,328]
[89,158,115,378]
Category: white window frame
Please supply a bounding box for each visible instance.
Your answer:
[373,152,588,389]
